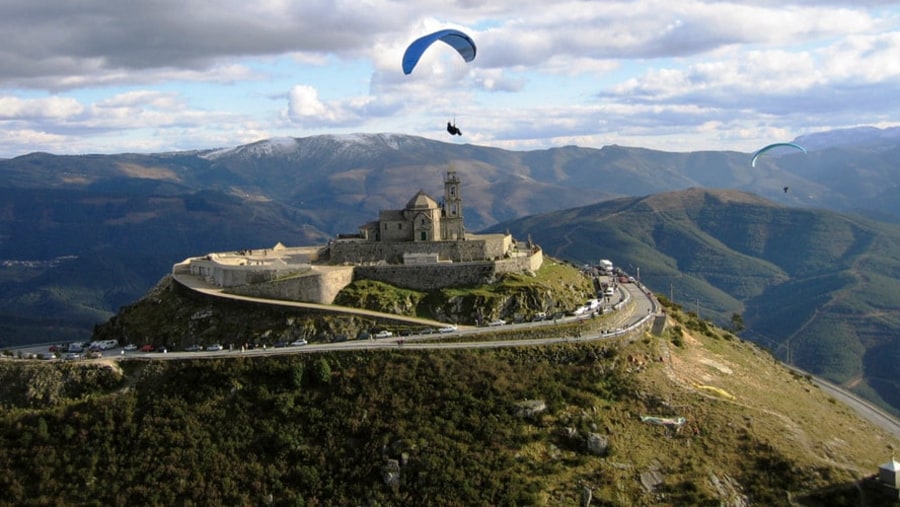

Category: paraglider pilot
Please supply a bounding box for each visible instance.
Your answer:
[447,121,462,136]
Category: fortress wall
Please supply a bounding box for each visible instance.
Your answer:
[226,266,354,304]
[354,262,497,291]
[330,239,488,264]
[189,258,309,287]
[494,247,544,275]
[478,234,513,259]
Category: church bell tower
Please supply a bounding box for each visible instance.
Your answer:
[442,169,465,240]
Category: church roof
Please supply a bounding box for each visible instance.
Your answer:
[406,190,438,210]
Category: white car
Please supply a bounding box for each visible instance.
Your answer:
[438,325,458,333]
[206,344,223,351]
[488,319,507,327]
[290,339,308,346]
[374,330,393,339]
[123,344,138,351]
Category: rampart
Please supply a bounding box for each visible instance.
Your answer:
[187,246,323,287]
[330,239,480,264]
[179,241,542,303]
[329,233,511,265]
[354,262,497,291]
[225,266,354,304]
[495,247,543,275]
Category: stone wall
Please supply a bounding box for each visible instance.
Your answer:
[495,247,543,275]
[226,266,355,304]
[354,262,498,291]
[330,238,491,264]
[189,258,311,287]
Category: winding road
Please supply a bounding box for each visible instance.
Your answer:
[10,269,899,440]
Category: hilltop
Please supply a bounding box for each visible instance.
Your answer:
[1,299,898,505]
[90,257,597,348]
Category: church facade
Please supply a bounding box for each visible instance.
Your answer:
[357,170,466,243]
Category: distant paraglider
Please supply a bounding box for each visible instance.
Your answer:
[750,142,807,168]
[447,120,462,136]
[402,28,477,75]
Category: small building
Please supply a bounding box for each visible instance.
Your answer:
[878,458,900,490]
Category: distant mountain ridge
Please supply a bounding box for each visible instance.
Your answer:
[2,127,900,415]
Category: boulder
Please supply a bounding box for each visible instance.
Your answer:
[585,433,609,456]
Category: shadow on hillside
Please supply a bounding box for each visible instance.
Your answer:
[793,476,898,507]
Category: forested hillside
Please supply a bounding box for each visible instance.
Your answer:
[1,303,897,506]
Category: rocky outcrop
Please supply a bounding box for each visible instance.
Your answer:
[514,399,547,419]
[585,433,609,456]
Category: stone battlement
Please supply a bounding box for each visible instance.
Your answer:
[179,242,542,304]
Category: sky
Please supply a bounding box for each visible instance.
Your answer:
[2,0,900,158]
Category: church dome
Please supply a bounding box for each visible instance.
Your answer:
[406,190,438,210]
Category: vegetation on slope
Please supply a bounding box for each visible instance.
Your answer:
[491,188,900,415]
[1,300,897,506]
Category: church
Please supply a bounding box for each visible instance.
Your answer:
[356,169,466,243]
[327,169,524,266]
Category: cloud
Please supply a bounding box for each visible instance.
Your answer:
[1,1,900,156]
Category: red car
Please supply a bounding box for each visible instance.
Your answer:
[140,344,155,352]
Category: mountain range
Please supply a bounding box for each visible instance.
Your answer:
[2,126,900,412]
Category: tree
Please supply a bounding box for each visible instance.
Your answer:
[292,363,305,389]
[312,358,332,386]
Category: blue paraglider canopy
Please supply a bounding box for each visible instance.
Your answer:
[750,142,807,168]
[402,29,477,75]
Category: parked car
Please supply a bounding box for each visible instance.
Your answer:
[374,330,393,339]
[123,344,138,351]
[206,344,223,352]
[290,339,308,346]
[184,344,203,352]
[438,325,458,334]
[274,341,289,348]
[139,344,155,352]
[488,319,507,327]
